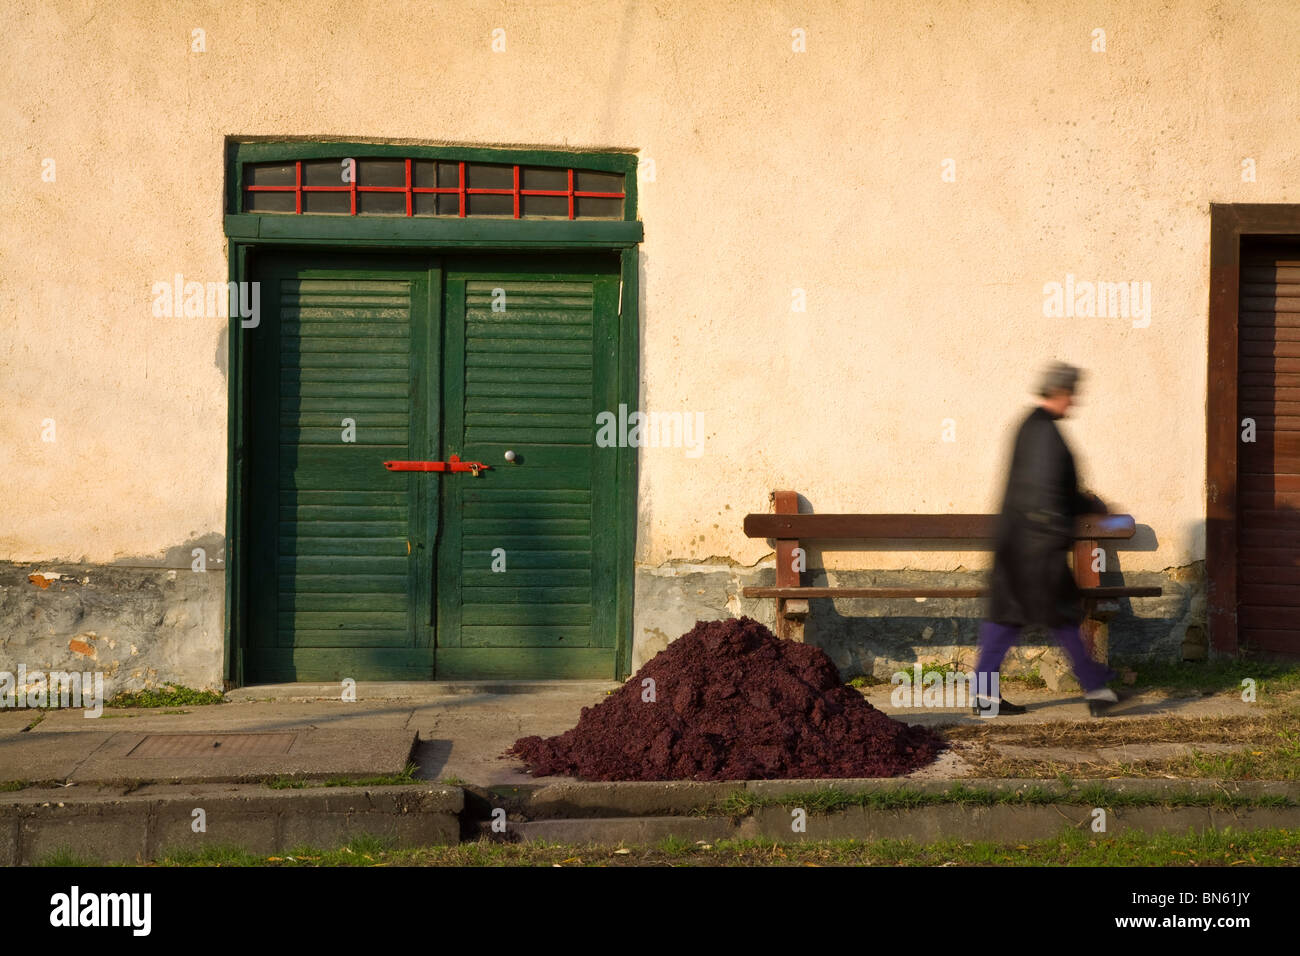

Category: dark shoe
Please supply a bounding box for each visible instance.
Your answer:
[1085,687,1119,717]
[971,696,1027,717]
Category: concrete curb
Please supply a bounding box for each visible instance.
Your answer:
[5,775,1295,863]
[494,804,1300,844]
[486,777,1300,819]
[0,784,463,865]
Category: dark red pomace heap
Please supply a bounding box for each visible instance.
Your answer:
[507,617,945,780]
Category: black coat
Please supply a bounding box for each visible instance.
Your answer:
[986,405,1095,629]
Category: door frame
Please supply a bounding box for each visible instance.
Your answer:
[1206,204,1300,656]
[223,141,642,687]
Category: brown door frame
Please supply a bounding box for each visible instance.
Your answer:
[1207,204,1300,656]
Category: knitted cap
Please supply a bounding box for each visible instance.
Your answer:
[1037,361,1082,396]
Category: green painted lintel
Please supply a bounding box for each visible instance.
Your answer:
[224,214,260,238]
[224,214,641,247]
[231,141,637,176]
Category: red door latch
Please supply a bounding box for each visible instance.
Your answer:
[384,455,491,476]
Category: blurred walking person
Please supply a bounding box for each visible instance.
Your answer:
[972,362,1119,717]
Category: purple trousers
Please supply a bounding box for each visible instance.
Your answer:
[974,620,1112,694]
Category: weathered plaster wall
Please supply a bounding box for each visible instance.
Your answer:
[0,562,225,697]
[1,2,1296,681]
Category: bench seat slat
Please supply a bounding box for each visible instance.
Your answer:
[742,513,1136,540]
[742,585,1163,599]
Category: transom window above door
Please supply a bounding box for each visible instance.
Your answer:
[243,158,626,220]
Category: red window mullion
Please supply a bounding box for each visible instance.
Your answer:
[249,158,623,217]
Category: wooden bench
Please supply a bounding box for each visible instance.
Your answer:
[741,490,1162,666]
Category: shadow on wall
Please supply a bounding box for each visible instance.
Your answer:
[765,493,1214,680]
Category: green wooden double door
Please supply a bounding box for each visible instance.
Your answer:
[246,251,622,681]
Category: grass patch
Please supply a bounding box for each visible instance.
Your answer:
[141,828,1300,866]
[655,835,697,857]
[1001,667,1047,689]
[153,843,265,867]
[155,835,400,867]
[892,662,961,684]
[946,705,1300,779]
[0,780,27,792]
[1114,657,1300,696]
[701,782,1294,817]
[943,706,1298,747]
[847,674,889,688]
[323,762,418,788]
[38,847,99,866]
[107,684,225,708]
[1170,730,1300,781]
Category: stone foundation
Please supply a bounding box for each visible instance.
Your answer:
[1,555,1206,695]
[0,561,224,699]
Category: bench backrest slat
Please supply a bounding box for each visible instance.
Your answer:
[743,513,1136,540]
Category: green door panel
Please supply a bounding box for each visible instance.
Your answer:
[436,257,620,679]
[247,254,438,682]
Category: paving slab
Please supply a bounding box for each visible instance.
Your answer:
[0,731,112,783]
[868,686,1263,725]
[32,700,417,734]
[408,686,616,786]
[1094,741,1245,763]
[67,729,417,785]
[904,746,973,779]
[0,711,37,736]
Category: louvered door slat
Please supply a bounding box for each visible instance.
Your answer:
[1238,244,1300,657]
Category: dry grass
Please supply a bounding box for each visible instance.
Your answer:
[944,703,1300,780]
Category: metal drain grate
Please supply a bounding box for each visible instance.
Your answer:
[128,733,298,757]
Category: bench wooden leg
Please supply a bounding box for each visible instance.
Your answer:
[1083,597,1116,668]
[1081,617,1108,664]
[771,491,805,641]
[777,598,809,642]
[1074,541,1110,673]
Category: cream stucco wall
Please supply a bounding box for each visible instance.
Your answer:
[1,0,1297,581]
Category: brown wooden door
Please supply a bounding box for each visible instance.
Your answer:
[1237,238,1300,655]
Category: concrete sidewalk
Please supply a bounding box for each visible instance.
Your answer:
[0,680,1263,789]
[1,682,1288,862]
[0,681,622,787]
